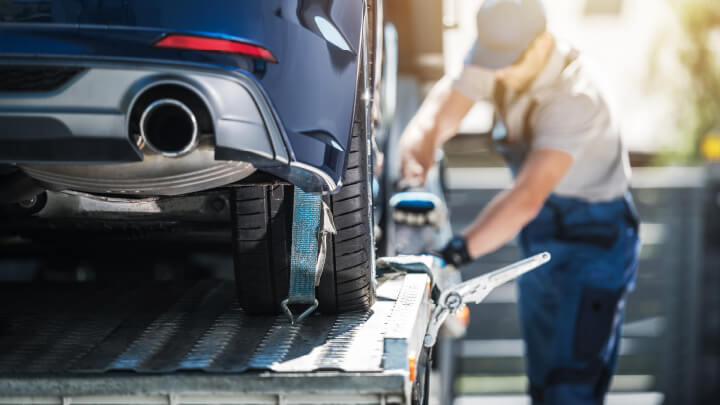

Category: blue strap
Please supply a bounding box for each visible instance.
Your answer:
[282,187,334,324]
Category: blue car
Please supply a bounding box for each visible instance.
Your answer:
[0,0,384,315]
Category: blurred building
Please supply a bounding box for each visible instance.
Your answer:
[388,0,688,155]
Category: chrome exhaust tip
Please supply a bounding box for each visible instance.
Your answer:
[139,99,198,157]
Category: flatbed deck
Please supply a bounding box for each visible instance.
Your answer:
[0,274,432,404]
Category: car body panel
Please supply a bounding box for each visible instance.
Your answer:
[0,0,366,192]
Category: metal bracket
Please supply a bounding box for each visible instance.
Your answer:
[423,252,551,347]
[281,298,319,325]
[376,254,443,283]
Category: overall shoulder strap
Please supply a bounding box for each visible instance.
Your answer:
[493,80,507,119]
[522,100,539,145]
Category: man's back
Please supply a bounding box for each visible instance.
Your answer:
[453,41,631,201]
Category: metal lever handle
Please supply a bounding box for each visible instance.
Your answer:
[456,252,551,305]
[424,252,551,347]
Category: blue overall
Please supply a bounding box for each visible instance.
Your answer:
[495,127,641,404]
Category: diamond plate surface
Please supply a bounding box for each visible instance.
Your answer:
[0,277,414,375]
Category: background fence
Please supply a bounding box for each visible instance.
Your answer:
[444,166,711,404]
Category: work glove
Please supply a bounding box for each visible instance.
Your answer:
[439,235,473,268]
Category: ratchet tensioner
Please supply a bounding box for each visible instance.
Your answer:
[377,252,551,348]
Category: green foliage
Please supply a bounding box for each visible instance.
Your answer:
[671,0,720,161]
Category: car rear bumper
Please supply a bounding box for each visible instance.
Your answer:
[0,58,341,193]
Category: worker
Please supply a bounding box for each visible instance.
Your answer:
[399,0,641,403]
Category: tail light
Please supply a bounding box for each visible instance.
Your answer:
[154,34,277,63]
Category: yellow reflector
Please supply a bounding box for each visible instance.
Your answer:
[408,354,417,382]
[702,134,720,161]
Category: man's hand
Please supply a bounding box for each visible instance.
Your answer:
[399,77,474,186]
[399,129,435,188]
[439,235,473,268]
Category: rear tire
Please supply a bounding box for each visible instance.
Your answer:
[231,185,292,315]
[231,114,375,315]
[317,112,376,314]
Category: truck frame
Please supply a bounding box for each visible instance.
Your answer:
[0,273,433,405]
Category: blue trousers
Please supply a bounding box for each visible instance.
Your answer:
[517,193,640,405]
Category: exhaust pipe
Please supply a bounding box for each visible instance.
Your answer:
[139,99,198,157]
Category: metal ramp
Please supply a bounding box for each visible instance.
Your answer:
[0,275,430,375]
[0,274,430,403]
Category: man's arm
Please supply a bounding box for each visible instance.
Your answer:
[462,149,573,258]
[400,76,475,185]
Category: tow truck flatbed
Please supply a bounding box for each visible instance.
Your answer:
[0,251,550,405]
[0,274,432,405]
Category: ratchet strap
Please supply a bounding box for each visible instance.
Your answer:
[282,187,336,324]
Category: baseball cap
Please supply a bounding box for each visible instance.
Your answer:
[467,0,547,69]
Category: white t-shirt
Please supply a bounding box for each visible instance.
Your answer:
[451,43,631,202]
